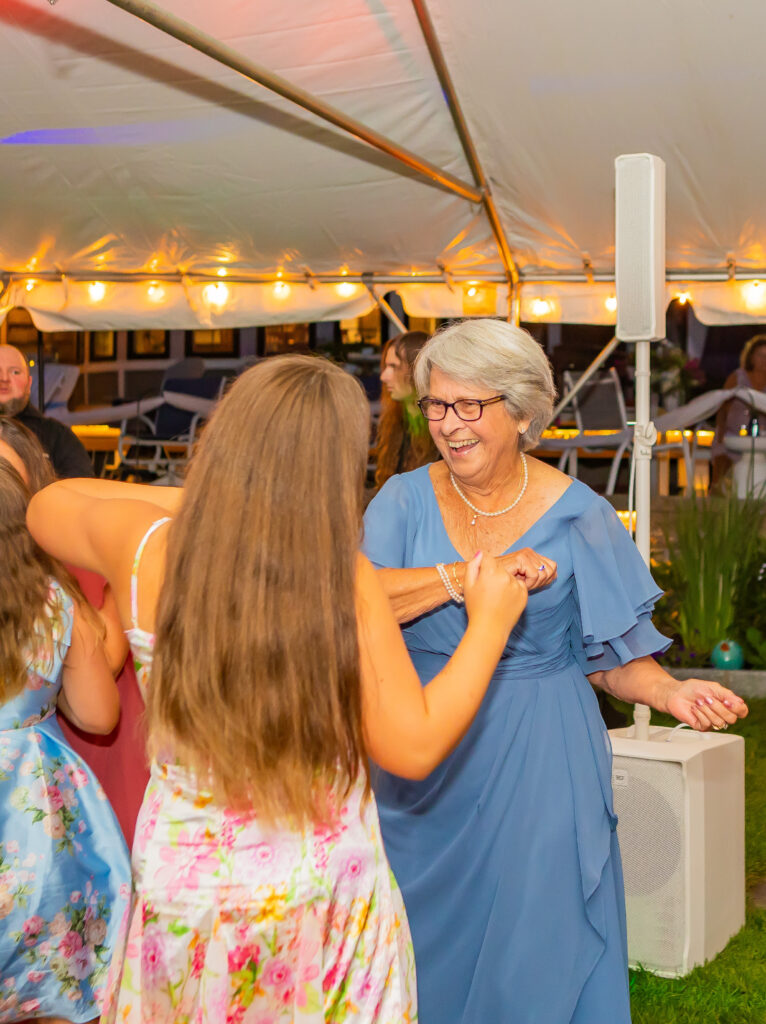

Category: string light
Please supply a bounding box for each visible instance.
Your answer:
[203,282,229,308]
[466,283,479,298]
[88,281,106,302]
[605,295,617,313]
[273,281,291,299]
[217,268,228,278]
[336,281,357,298]
[531,298,552,318]
[676,291,691,305]
[147,282,165,303]
[25,280,36,292]
[743,280,766,312]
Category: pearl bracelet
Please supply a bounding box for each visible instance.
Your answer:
[436,562,465,604]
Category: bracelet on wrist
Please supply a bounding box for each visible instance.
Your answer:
[436,562,465,604]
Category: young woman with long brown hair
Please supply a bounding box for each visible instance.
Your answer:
[374,330,438,489]
[28,355,527,1022]
[0,460,130,1024]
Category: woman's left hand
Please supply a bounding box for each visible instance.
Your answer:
[501,548,557,591]
[666,679,748,731]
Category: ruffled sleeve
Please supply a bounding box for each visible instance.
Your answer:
[570,495,671,674]
[363,473,416,569]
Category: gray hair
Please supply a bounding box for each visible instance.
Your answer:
[413,319,556,451]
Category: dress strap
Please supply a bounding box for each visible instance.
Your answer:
[130,517,171,629]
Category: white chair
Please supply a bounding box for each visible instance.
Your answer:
[544,369,632,495]
[28,364,80,419]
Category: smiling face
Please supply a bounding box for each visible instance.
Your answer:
[0,347,31,416]
[380,346,414,402]
[426,367,529,486]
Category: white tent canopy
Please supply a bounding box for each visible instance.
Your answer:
[3,0,766,330]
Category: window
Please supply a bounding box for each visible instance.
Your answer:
[127,329,169,359]
[185,328,240,357]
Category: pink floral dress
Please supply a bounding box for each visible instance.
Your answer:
[0,583,131,1022]
[101,522,417,1023]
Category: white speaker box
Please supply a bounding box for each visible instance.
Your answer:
[609,725,745,977]
[615,153,666,342]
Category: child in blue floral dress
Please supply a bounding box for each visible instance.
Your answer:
[0,461,130,1023]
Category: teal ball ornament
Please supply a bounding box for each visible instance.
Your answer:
[711,640,744,670]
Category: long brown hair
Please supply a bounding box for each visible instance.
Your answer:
[0,417,56,493]
[149,355,371,824]
[0,460,83,702]
[374,331,436,488]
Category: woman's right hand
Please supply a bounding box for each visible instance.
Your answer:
[463,551,528,637]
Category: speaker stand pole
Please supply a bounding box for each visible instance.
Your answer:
[633,337,657,740]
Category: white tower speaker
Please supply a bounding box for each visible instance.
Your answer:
[615,153,666,341]
[609,726,745,977]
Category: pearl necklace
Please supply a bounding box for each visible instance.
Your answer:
[450,453,528,526]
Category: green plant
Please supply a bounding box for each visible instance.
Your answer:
[742,627,766,669]
[661,492,766,664]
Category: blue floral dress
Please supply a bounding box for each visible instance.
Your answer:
[0,582,131,1022]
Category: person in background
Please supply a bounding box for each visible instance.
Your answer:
[0,416,148,848]
[0,460,130,1024]
[374,330,438,489]
[711,333,766,485]
[28,355,527,1023]
[0,344,93,479]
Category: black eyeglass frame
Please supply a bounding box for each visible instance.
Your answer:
[417,394,506,422]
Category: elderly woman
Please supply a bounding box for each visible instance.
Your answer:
[363,319,748,1024]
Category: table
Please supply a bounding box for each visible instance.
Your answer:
[72,424,121,474]
[534,428,714,495]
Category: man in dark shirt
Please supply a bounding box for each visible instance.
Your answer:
[0,344,93,478]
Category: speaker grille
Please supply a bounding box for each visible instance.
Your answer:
[612,756,686,972]
[615,154,666,341]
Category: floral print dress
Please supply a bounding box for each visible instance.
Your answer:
[0,582,131,1023]
[101,520,417,1023]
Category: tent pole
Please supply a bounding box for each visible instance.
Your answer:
[363,282,408,334]
[411,0,520,321]
[101,0,482,205]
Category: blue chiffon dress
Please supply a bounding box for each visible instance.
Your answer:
[363,469,670,1024]
[0,583,131,1023]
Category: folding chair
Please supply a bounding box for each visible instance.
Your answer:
[551,368,632,495]
[117,376,222,482]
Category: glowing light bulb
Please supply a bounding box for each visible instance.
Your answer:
[531,298,552,318]
[203,282,229,308]
[273,281,290,299]
[605,295,617,313]
[217,267,227,277]
[88,281,106,302]
[25,280,36,292]
[466,286,478,298]
[676,291,691,305]
[147,282,165,303]
[336,282,357,298]
[743,281,766,312]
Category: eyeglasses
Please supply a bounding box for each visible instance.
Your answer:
[417,395,505,422]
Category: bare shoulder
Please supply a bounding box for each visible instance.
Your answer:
[526,456,573,501]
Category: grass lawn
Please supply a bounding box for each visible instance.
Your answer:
[611,697,766,1024]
